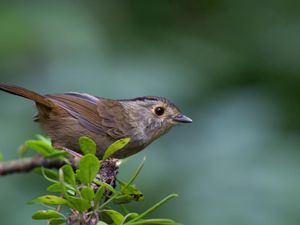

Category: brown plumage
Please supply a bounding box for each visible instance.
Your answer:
[0,83,192,158]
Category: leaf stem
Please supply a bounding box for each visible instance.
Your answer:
[129,193,178,222]
[122,157,146,191]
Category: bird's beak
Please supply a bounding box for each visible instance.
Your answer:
[173,114,193,123]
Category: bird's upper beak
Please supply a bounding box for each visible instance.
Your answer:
[173,114,193,123]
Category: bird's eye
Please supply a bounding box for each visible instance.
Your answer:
[154,107,165,116]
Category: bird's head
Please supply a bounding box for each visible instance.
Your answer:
[121,96,192,143]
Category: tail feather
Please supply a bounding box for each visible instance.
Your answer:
[0,83,53,107]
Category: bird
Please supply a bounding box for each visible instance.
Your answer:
[0,83,192,159]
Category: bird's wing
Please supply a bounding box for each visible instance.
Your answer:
[96,99,134,138]
[46,92,130,138]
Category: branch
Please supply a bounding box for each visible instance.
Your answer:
[0,154,121,225]
[0,155,65,175]
[68,159,120,225]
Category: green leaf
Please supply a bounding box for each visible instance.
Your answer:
[0,152,3,161]
[93,180,116,194]
[58,167,77,195]
[47,183,63,192]
[103,138,130,160]
[66,196,91,212]
[32,210,64,220]
[113,194,135,204]
[79,136,97,155]
[60,164,76,186]
[47,183,76,196]
[102,210,124,225]
[119,180,144,202]
[29,195,68,205]
[49,219,66,225]
[114,158,145,204]
[81,187,94,202]
[94,186,104,207]
[47,183,76,195]
[26,139,54,156]
[45,150,68,159]
[36,134,52,145]
[17,144,29,157]
[113,193,144,204]
[77,154,100,185]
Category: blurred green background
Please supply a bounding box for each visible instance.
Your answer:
[0,1,300,225]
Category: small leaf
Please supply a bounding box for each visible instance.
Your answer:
[103,138,130,160]
[17,144,29,157]
[36,134,52,145]
[113,194,135,204]
[47,183,76,196]
[77,154,100,185]
[49,219,66,225]
[0,152,3,161]
[29,195,68,205]
[79,136,97,155]
[119,180,144,202]
[47,183,63,192]
[81,187,94,202]
[60,164,76,186]
[45,150,68,159]
[94,186,104,206]
[58,168,77,194]
[32,210,64,220]
[26,139,54,156]
[102,210,124,225]
[67,196,91,212]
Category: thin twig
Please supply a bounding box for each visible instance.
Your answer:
[0,155,65,175]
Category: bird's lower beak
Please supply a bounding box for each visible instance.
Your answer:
[173,114,193,123]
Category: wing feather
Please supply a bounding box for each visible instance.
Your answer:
[46,93,129,138]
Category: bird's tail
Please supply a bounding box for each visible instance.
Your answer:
[0,83,53,107]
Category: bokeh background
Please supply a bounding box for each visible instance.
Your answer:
[0,1,300,225]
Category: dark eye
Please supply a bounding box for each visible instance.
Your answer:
[154,107,165,116]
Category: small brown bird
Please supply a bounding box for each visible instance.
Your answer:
[0,83,192,158]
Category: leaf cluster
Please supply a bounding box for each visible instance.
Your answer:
[26,136,180,225]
